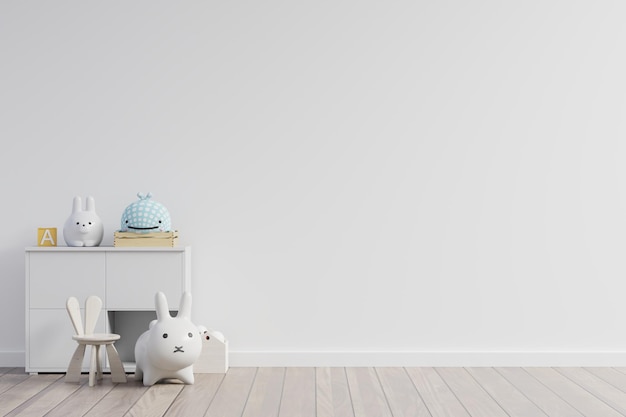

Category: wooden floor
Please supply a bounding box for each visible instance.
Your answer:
[3,367,626,416]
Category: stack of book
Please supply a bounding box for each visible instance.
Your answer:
[113,231,179,247]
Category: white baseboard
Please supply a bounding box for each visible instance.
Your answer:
[4,350,626,368]
[0,352,25,367]
[229,350,626,367]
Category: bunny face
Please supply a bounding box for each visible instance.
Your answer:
[147,318,202,371]
[67,211,101,235]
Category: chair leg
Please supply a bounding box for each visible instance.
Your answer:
[89,345,98,387]
[95,345,103,381]
[106,343,127,383]
[66,344,86,383]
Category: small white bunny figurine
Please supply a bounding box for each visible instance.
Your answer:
[62,196,104,247]
[134,292,202,386]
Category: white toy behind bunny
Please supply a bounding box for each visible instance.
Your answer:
[62,196,104,247]
[134,292,202,386]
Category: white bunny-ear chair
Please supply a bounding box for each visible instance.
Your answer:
[65,295,127,386]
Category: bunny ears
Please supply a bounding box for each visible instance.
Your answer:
[71,196,97,212]
[155,291,192,321]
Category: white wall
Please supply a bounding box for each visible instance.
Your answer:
[2,0,626,366]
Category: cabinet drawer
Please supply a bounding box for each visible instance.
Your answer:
[28,252,105,309]
[106,252,184,309]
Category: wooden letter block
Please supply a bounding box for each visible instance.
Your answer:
[37,228,57,247]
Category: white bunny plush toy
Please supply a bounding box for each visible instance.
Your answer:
[135,292,202,386]
[62,196,104,247]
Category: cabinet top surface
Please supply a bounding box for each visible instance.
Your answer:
[26,246,190,252]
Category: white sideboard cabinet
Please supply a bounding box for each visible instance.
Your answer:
[25,246,191,374]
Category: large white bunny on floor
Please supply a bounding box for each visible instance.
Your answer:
[62,196,104,247]
[134,292,202,386]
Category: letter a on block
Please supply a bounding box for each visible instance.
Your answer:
[38,228,57,247]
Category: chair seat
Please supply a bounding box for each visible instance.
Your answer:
[73,333,121,344]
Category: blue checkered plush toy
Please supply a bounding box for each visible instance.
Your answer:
[120,192,171,233]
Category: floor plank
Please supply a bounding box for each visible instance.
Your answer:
[376,367,431,417]
[587,367,626,392]
[346,367,393,417]
[0,368,31,395]
[316,367,355,417]
[204,367,257,417]
[525,367,623,417]
[279,367,316,417]
[5,376,83,417]
[242,367,285,417]
[556,367,626,415]
[496,367,584,417]
[466,367,548,417]
[43,379,116,417]
[436,367,509,417]
[165,373,225,416]
[0,374,62,416]
[6,367,626,417]
[405,367,471,417]
[83,378,149,417]
[126,382,184,417]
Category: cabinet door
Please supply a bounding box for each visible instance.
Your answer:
[106,252,184,309]
[28,309,106,371]
[29,252,105,309]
